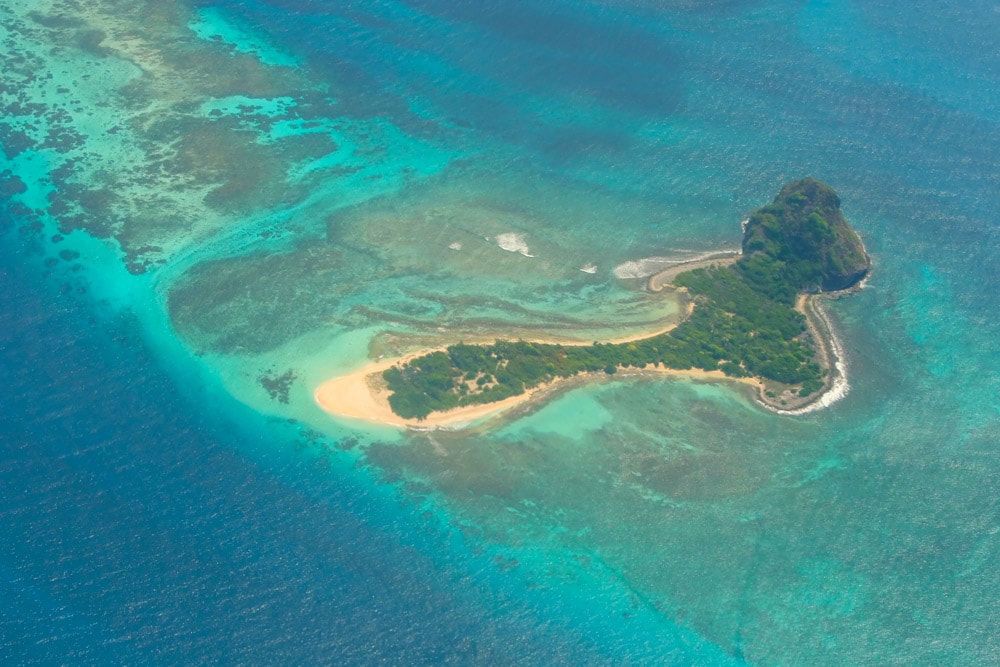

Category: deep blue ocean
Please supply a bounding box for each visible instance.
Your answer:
[0,229,627,664]
[2,0,998,664]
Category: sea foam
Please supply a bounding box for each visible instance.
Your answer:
[495,232,534,257]
[612,256,674,279]
[613,249,741,280]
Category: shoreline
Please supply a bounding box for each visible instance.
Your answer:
[314,352,771,431]
[766,232,870,414]
[312,310,698,430]
[314,255,854,429]
[314,352,555,429]
[755,293,849,414]
[768,293,851,414]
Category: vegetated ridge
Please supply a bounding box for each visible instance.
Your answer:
[383,178,870,419]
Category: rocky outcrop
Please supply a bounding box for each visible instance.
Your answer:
[742,178,870,292]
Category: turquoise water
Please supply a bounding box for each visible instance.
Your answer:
[1,0,998,663]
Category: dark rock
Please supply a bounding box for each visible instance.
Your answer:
[741,178,870,292]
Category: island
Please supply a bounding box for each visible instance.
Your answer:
[315,178,870,426]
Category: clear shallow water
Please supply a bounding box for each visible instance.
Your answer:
[1,0,998,664]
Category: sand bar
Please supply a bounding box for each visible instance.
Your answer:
[646,252,740,292]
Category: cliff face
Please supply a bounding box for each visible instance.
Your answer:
[742,178,870,292]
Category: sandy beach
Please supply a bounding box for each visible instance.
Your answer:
[314,351,563,429]
[314,346,768,430]
[313,308,696,430]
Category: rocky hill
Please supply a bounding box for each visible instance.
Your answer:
[741,178,870,294]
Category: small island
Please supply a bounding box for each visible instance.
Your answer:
[317,178,870,425]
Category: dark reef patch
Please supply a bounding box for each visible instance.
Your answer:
[260,369,297,404]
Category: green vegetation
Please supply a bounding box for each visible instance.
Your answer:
[741,178,870,293]
[384,179,869,419]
